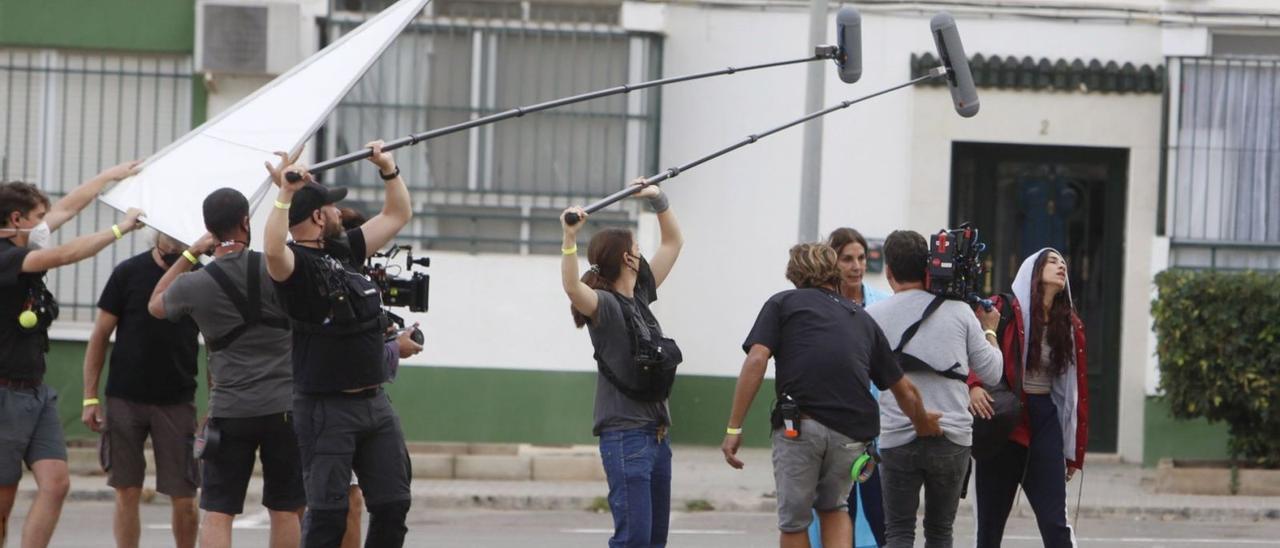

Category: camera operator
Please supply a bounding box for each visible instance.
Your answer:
[867,230,1002,548]
[263,142,414,547]
[0,161,145,547]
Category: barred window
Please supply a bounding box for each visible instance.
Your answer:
[321,9,661,254]
[0,49,194,321]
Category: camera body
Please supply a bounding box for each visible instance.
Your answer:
[366,245,431,313]
[925,222,988,307]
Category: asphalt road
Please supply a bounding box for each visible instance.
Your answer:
[9,502,1279,547]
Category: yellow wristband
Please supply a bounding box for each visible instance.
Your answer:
[562,245,578,256]
[83,398,100,408]
[182,250,200,265]
[111,225,123,240]
[984,329,997,339]
[726,427,743,435]
[274,200,291,210]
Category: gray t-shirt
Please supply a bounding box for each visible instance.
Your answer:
[163,251,293,418]
[587,286,671,436]
[867,289,1002,449]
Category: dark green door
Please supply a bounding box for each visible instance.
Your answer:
[949,142,1126,453]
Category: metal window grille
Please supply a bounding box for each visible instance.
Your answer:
[1164,56,1280,270]
[321,3,660,254]
[0,49,194,321]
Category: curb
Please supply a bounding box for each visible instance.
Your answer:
[41,486,1280,522]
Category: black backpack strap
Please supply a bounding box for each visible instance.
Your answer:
[897,353,970,382]
[204,253,289,352]
[894,294,948,353]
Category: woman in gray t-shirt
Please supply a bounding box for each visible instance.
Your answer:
[559,180,683,548]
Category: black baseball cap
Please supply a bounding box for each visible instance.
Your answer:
[288,182,348,226]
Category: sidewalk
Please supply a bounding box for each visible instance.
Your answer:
[30,446,1280,522]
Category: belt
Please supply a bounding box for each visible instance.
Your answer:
[0,377,41,390]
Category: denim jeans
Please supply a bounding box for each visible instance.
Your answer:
[599,425,672,548]
[880,436,971,548]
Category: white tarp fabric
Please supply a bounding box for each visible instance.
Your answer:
[100,0,430,247]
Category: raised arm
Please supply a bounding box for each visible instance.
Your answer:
[633,182,682,288]
[356,141,412,257]
[149,233,216,319]
[560,206,599,319]
[44,160,140,231]
[263,150,307,282]
[21,208,144,273]
[721,343,771,469]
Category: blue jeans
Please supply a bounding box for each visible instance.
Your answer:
[599,425,672,548]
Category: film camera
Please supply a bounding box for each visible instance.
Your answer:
[925,222,992,309]
[366,244,430,344]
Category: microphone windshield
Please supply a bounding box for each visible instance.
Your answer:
[930,12,979,117]
[835,6,862,84]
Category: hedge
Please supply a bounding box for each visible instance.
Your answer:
[1152,269,1280,467]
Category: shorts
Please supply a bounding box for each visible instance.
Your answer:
[100,397,199,497]
[0,384,67,486]
[771,419,864,532]
[199,412,306,515]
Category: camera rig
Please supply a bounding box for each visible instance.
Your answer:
[925,222,992,309]
[366,244,431,313]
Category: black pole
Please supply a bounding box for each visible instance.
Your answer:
[563,68,946,225]
[286,49,840,182]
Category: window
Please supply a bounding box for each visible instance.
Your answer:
[0,49,194,320]
[321,9,661,254]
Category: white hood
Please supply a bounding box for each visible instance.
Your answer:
[1011,248,1079,463]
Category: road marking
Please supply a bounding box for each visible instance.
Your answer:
[1007,535,1280,545]
[147,511,271,530]
[563,528,744,535]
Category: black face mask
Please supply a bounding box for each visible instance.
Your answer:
[161,252,183,267]
[324,230,351,262]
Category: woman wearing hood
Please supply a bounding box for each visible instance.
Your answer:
[967,248,1088,547]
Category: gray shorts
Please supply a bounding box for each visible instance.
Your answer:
[0,384,68,486]
[771,419,864,532]
[100,397,199,497]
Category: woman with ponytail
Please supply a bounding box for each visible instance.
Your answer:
[560,180,683,548]
[969,248,1089,548]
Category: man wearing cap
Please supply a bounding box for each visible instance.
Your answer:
[263,142,414,547]
[148,188,305,548]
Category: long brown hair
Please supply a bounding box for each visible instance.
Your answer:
[1027,250,1075,376]
[571,228,634,328]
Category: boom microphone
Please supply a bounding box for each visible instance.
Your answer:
[835,6,862,84]
[930,12,979,118]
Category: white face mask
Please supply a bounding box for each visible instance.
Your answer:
[24,222,51,249]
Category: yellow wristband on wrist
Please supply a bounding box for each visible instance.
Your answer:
[111,225,123,240]
[82,398,100,408]
[274,200,291,210]
[182,250,200,265]
[726,427,743,435]
[984,329,997,339]
[562,245,578,256]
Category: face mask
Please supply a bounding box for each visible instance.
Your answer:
[161,252,183,267]
[26,222,51,250]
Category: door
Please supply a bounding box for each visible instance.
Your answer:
[950,142,1126,453]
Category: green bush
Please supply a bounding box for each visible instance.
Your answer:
[1152,269,1280,467]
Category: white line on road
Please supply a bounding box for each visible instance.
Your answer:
[1007,535,1280,545]
[564,529,744,535]
[146,511,271,531]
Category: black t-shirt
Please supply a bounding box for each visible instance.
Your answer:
[0,239,46,381]
[98,251,201,404]
[742,287,903,441]
[275,228,387,394]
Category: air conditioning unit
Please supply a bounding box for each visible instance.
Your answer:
[196,0,302,76]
